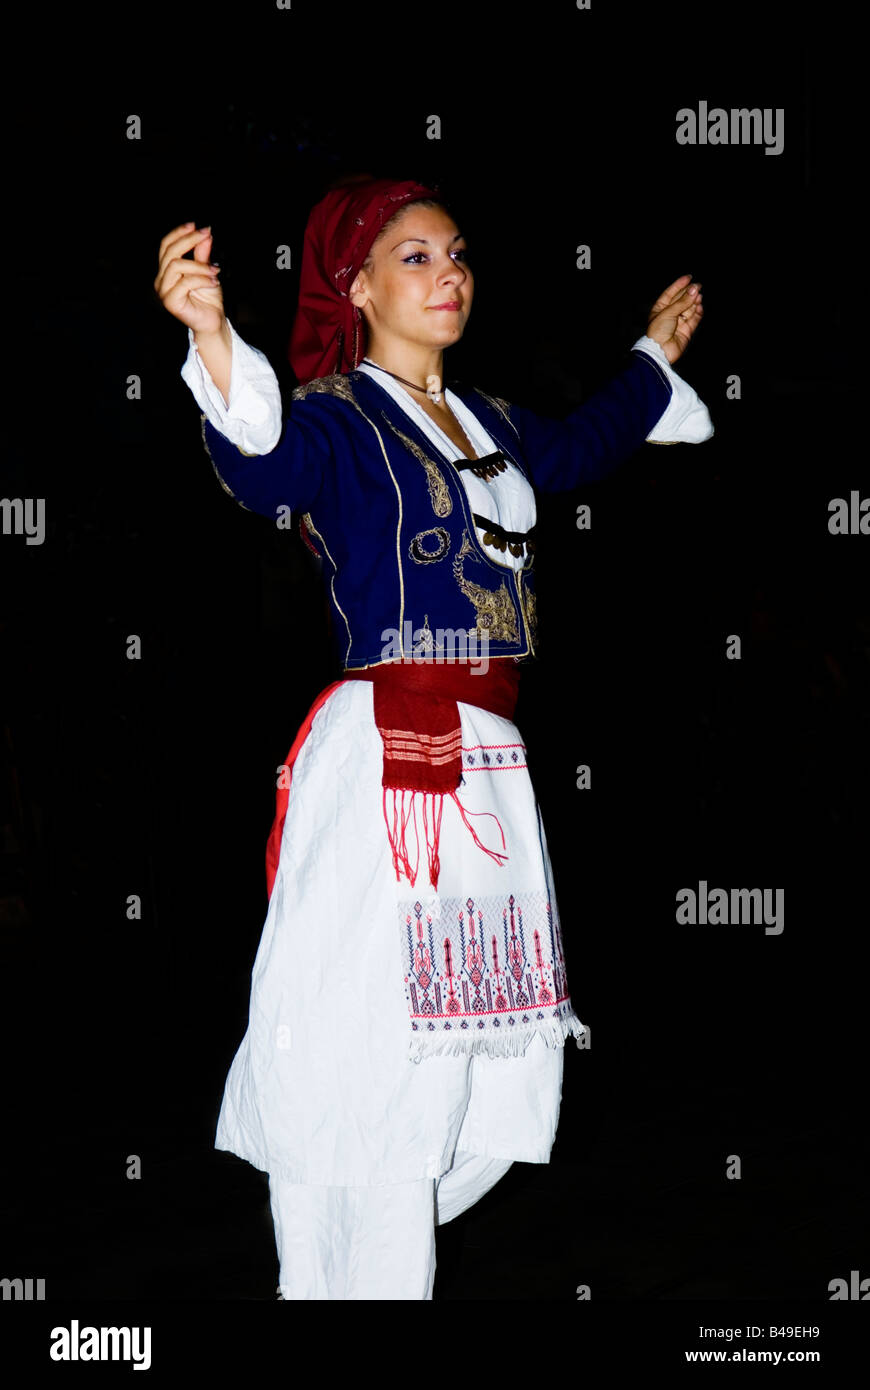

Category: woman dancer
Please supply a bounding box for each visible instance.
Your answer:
[154,175,711,1300]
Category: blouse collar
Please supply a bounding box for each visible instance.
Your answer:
[356,361,497,464]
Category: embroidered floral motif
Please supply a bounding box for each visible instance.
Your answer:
[380,414,453,518]
[452,530,519,642]
[399,891,576,1049]
[291,372,358,405]
[409,527,451,564]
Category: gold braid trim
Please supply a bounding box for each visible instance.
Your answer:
[521,580,538,645]
[199,413,254,510]
[472,388,518,436]
[379,415,453,518]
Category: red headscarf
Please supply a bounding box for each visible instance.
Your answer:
[288,175,442,384]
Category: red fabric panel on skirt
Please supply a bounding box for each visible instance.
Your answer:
[265,680,347,900]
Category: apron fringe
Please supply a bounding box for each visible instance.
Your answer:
[408,1007,586,1064]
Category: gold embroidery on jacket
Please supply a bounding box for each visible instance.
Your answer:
[277,381,409,662]
[199,413,253,511]
[291,372,358,406]
[379,415,453,518]
[452,530,519,642]
[472,388,518,437]
[409,527,451,564]
[292,375,407,468]
[521,579,538,645]
[299,509,354,664]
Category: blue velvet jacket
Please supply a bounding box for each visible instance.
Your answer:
[198,348,672,669]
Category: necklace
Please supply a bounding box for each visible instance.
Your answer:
[361,357,481,461]
[362,357,444,404]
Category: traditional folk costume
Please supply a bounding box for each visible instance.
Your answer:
[181,178,714,1299]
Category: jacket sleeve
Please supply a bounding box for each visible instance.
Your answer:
[508,347,675,493]
[181,319,333,518]
[198,406,333,519]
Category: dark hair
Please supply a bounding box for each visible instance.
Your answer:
[361,198,452,277]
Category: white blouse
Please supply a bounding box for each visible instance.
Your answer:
[181,321,713,573]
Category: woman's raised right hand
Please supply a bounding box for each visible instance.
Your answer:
[154,222,225,336]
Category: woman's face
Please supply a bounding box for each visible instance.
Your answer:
[349,203,473,354]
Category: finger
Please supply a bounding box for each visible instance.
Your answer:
[157,223,203,269]
[663,285,701,317]
[162,274,221,310]
[157,227,211,281]
[162,275,223,313]
[647,294,703,345]
[677,304,703,335]
[649,273,693,314]
[155,248,220,296]
[157,258,220,300]
[158,221,196,257]
[657,274,692,300]
[156,226,212,281]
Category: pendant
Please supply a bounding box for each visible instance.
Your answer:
[425,374,442,403]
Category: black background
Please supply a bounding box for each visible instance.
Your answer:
[1,0,866,1339]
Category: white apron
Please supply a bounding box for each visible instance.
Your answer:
[215,677,585,1186]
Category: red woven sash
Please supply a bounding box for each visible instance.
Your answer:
[342,659,521,789]
[343,659,521,889]
[265,660,522,900]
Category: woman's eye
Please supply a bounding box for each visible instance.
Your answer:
[403,249,470,264]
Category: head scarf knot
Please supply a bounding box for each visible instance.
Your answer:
[288,176,442,385]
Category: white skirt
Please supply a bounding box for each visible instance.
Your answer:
[215,678,586,1187]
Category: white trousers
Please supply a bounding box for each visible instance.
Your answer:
[269,1148,513,1300]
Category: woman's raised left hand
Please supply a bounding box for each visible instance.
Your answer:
[645,274,704,364]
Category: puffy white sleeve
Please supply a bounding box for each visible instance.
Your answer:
[180,317,284,455]
[630,335,715,444]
